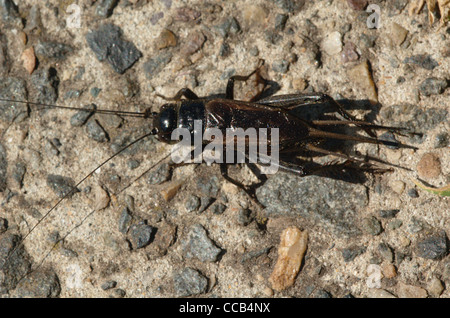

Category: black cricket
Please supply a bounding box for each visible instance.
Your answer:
[0,62,415,278]
[150,62,413,199]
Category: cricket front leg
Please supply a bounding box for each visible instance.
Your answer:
[156,88,199,101]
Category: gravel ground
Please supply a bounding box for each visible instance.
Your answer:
[0,0,449,298]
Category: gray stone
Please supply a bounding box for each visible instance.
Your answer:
[143,51,172,80]
[118,207,133,234]
[46,174,78,198]
[403,54,439,70]
[129,222,154,249]
[361,216,382,236]
[173,267,208,297]
[31,67,59,105]
[13,269,60,298]
[419,78,448,96]
[378,243,394,262]
[12,161,26,189]
[0,234,32,293]
[0,77,29,123]
[415,233,448,260]
[256,173,368,237]
[147,163,170,185]
[101,280,117,290]
[341,246,366,262]
[35,41,73,59]
[70,104,96,127]
[86,119,109,143]
[182,224,222,262]
[86,24,142,74]
[96,0,119,18]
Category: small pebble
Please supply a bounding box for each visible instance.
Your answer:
[347,0,368,10]
[272,60,290,73]
[262,287,274,297]
[427,277,444,297]
[242,5,268,29]
[386,219,403,231]
[94,185,110,211]
[46,174,78,198]
[118,207,133,234]
[96,0,119,18]
[269,227,308,291]
[381,263,397,278]
[361,216,382,236]
[90,87,101,98]
[378,243,394,262]
[417,153,441,179]
[211,202,227,215]
[419,78,448,96]
[185,195,201,212]
[321,31,342,55]
[173,267,207,297]
[275,14,288,31]
[86,119,109,143]
[403,54,439,70]
[35,41,72,59]
[174,7,201,22]
[21,47,36,74]
[314,289,332,298]
[12,162,26,188]
[347,60,378,103]
[111,288,126,298]
[434,133,449,148]
[389,23,408,46]
[407,217,424,234]
[156,29,177,50]
[160,180,183,201]
[379,209,400,219]
[147,163,170,185]
[397,282,427,298]
[342,246,366,262]
[390,180,405,195]
[407,188,419,198]
[237,208,254,226]
[415,233,448,260]
[143,51,172,80]
[70,104,96,127]
[127,159,140,170]
[181,32,206,56]
[101,280,117,290]
[129,222,154,249]
[341,41,359,63]
[198,196,213,213]
[182,224,222,262]
[85,24,142,74]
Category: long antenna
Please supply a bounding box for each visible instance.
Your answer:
[0,98,152,118]
[19,150,172,282]
[0,131,157,272]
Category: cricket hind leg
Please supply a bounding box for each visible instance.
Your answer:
[258,93,379,137]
